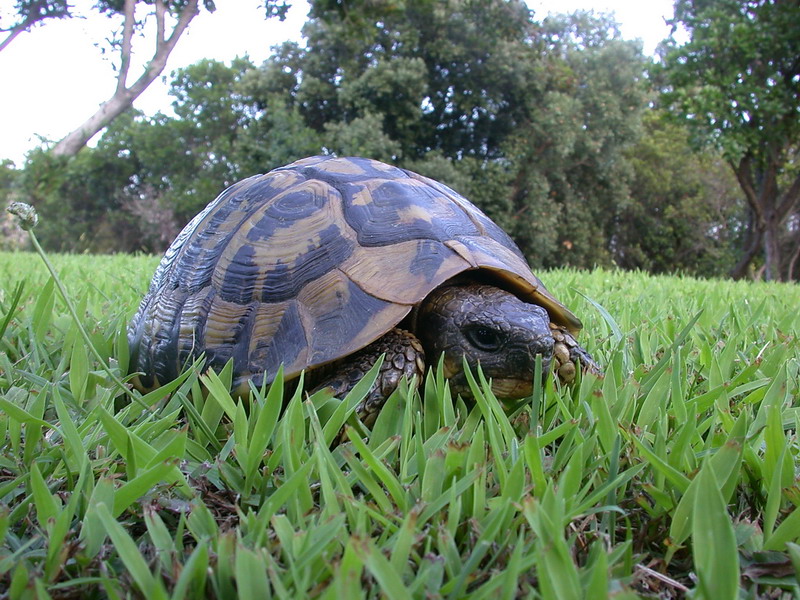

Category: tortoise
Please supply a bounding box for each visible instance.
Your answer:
[128,156,599,422]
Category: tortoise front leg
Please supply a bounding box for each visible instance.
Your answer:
[550,323,602,383]
[308,328,426,429]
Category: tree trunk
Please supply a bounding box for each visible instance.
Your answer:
[729,210,763,279]
[762,213,783,281]
[52,93,140,157]
[787,229,800,281]
[52,0,199,158]
[729,154,799,281]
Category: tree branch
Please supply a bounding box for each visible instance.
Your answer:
[126,0,199,99]
[729,209,763,279]
[116,0,136,95]
[0,23,28,52]
[52,0,201,157]
[155,0,166,43]
[0,1,72,53]
[776,172,800,221]
[731,154,762,221]
[788,229,800,281]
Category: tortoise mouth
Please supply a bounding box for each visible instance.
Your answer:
[488,377,534,400]
[440,354,538,400]
[447,374,535,400]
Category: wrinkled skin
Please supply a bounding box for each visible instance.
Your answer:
[311,284,599,424]
[413,284,554,399]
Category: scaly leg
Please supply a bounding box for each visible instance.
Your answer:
[308,328,426,428]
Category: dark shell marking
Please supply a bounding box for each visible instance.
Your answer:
[128,156,582,393]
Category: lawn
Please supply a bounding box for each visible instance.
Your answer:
[0,247,798,599]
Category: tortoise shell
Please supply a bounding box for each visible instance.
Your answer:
[128,156,582,394]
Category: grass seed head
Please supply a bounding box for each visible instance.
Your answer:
[6,202,39,231]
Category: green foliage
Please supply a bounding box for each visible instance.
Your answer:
[619,110,744,276]
[503,12,648,268]
[0,1,71,48]
[658,0,800,280]
[252,0,541,160]
[661,0,800,160]
[17,148,142,252]
[4,0,787,282]
[1,250,799,597]
[249,2,649,270]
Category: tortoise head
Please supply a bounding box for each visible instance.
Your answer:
[412,284,554,400]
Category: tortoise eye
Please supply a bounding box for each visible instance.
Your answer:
[464,326,503,352]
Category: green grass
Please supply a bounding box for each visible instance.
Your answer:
[1,248,799,599]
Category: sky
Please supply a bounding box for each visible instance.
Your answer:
[0,0,677,165]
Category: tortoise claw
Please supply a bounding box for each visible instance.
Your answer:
[550,323,602,383]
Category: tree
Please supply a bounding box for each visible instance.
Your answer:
[659,0,800,281]
[12,0,661,271]
[616,110,744,276]
[20,58,249,251]
[248,1,647,269]
[0,0,70,52]
[15,56,313,253]
[51,0,207,157]
[18,145,142,252]
[37,0,293,157]
[149,58,253,221]
[503,12,647,268]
